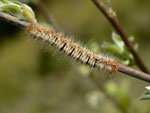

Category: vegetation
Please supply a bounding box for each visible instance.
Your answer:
[0,0,150,113]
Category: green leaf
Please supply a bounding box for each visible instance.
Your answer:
[0,0,8,4]
[103,43,122,54]
[112,32,124,51]
[122,45,134,64]
[0,0,37,22]
[11,1,22,5]
[21,4,37,22]
[140,86,150,100]
[103,44,123,57]
[0,4,22,18]
[102,32,137,66]
[140,90,150,100]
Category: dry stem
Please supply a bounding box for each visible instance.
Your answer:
[91,0,149,73]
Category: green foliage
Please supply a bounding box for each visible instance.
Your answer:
[0,0,36,22]
[102,32,138,66]
[0,0,150,113]
[140,86,150,100]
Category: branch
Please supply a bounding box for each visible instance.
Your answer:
[0,11,150,82]
[91,0,150,73]
[118,64,150,82]
[0,11,28,28]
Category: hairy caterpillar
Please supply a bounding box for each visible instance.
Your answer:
[26,23,118,73]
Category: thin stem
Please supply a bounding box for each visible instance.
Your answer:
[0,11,28,28]
[91,0,149,73]
[0,11,150,83]
[118,64,150,82]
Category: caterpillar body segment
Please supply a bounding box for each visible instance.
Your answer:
[26,23,118,73]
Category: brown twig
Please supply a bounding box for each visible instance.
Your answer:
[91,0,149,73]
[118,64,150,82]
[0,11,150,82]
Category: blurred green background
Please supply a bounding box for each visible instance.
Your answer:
[0,0,150,113]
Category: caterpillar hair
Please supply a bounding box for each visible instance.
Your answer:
[26,23,118,73]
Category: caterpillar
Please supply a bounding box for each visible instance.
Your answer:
[26,23,118,73]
